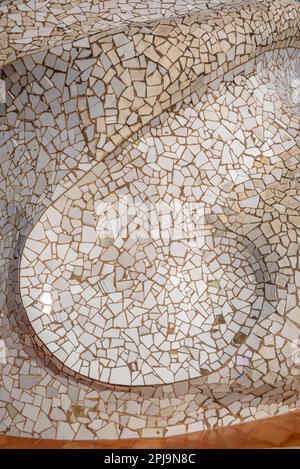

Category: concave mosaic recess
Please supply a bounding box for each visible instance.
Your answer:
[20,44,300,387]
[21,218,263,385]
[20,150,266,386]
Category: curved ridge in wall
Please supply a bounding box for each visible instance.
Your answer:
[1,0,300,439]
[18,0,300,387]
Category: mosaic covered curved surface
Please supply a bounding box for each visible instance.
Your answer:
[17,0,300,387]
[1,0,300,439]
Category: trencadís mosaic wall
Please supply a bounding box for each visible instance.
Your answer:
[1,0,300,439]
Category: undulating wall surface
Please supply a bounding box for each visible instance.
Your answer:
[0,0,285,67]
[1,0,300,440]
